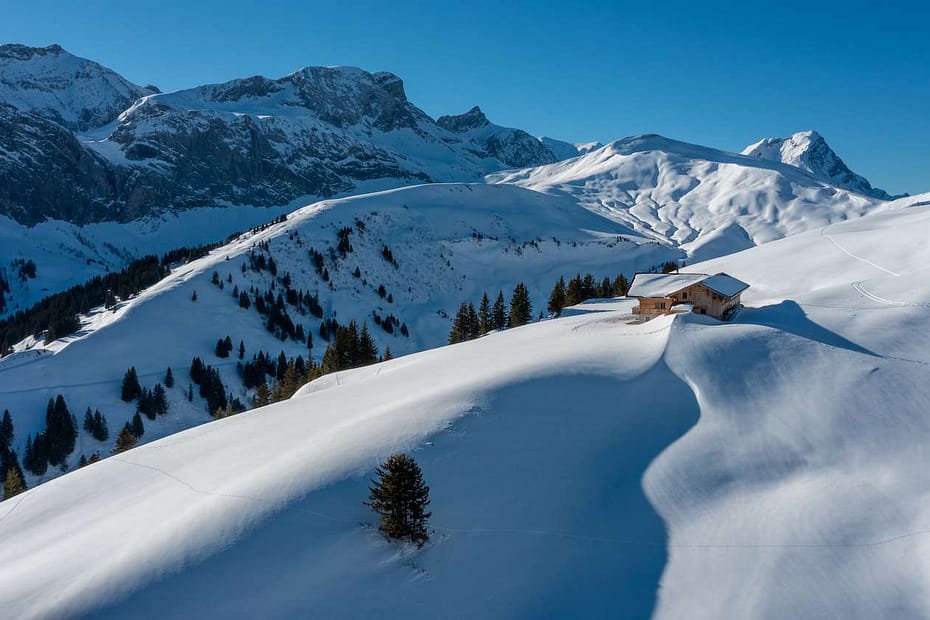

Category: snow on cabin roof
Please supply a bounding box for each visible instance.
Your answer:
[627,272,749,299]
[701,273,750,297]
[626,273,710,298]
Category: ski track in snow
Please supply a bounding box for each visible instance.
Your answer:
[821,225,901,277]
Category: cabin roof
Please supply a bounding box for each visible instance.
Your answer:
[626,273,710,298]
[700,273,750,297]
[627,272,749,299]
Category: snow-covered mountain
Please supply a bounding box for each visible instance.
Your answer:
[0,182,677,484]
[489,134,890,261]
[0,45,567,226]
[742,129,899,200]
[2,198,930,618]
[0,43,152,132]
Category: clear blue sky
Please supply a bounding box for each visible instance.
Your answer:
[2,0,927,194]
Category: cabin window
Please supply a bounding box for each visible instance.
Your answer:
[681,292,688,299]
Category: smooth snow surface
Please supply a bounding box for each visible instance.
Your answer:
[3,202,930,617]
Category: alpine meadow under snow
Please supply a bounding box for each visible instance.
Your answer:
[1,39,929,620]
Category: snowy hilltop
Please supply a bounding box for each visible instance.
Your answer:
[2,196,930,618]
[489,134,890,261]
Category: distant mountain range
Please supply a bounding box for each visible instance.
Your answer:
[0,44,579,225]
[0,43,901,229]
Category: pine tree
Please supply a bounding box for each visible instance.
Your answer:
[129,412,145,438]
[191,290,198,302]
[239,341,246,360]
[113,427,137,454]
[153,383,168,416]
[491,290,507,330]
[367,453,431,547]
[121,367,142,402]
[0,409,13,451]
[548,276,566,316]
[478,292,491,334]
[3,467,25,500]
[383,346,393,361]
[358,324,379,365]
[45,395,76,466]
[187,383,194,402]
[612,273,630,296]
[508,282,533,327]
[164,367,175,388]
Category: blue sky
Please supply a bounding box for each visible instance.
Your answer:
[2,0,927,194]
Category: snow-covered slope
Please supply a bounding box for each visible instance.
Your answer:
[0,44,150,131]
[488,134,890,261]
[742,130,899,200]
[0,182,677,483]
[3,200,930,618]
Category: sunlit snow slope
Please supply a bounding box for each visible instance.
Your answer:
[0,182,677,487]
[2,198,930,618]
[488,134,888,261]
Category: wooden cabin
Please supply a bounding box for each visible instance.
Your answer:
[627,272,749,320]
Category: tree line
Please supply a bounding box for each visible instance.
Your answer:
[0,241,225,356]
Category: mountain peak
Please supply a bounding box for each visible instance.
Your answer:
[0,42,145,131]
[0,43,66,60]
[437,106,490,132]
[742,130,898,200]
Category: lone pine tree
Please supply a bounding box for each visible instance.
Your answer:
[367,453,431,547]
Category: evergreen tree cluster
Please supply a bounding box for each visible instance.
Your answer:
[190,357,235,416]
[82,408,109,441]
[12,258,37,280]
[447,284,530,344]
[24,395,78,475]
[337,226,354,256]
[136,384,169,420]
[0,410,26,499]
[381,244,398,267]
[321,321,380,374]
[121,367,142,402]
[215,335,234,358]
[372,312,406,336]
[367,453,431,547]
[547,272,630,316]
[1,240,225,356]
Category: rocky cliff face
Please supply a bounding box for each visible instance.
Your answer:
[0,47,565,225]
[438,106,558,169]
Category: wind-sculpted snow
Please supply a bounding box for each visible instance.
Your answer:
[488,134,887,260]
[4,203,930,617]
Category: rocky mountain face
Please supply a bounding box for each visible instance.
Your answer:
[0,46,566,225]
[437,106,558,169]
[741,130,899,200]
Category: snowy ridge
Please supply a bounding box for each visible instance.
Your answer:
[3,201,930,617]
[488,134,888,260]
